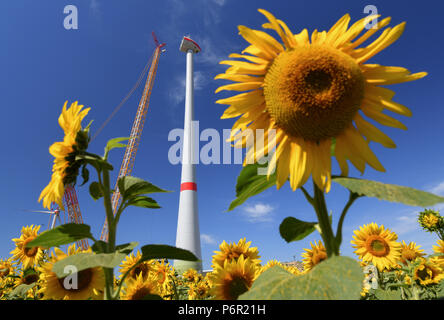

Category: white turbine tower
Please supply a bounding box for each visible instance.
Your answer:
[174,36,203,273]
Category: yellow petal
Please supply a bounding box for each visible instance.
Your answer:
[238,25,282,58]
[354,113,396,148]
[361,104,407,130]
[258,9,292,49]
[215,82,263,93]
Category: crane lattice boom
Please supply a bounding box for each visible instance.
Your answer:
[100,34,165,241]
[62,185,89,250]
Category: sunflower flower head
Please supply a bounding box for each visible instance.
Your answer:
[118,251,154,281]
[399,240,425,266]
[301,240,328,272]
[209,255,260,300]
[38,101,91,210]
[38,244,105,300]
[0,258,16,279]
[10,225,45,269]
[120,273,161,300]
[431,239,444,268]
[215,9,426,193]
[413,258,444,286]
[351,223,401,271]
[212,238,261,268]
[418,209,443,232]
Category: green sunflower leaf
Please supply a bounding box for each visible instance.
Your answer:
[240,256,363,300]
[118,176,170,200]
[332,176,444,207]
[7,283,36,299]
[89,181,103,200]
[279,217,317,242]
[26,223,94,249]
[373,288,402,300]
[79,164,89,187]
[126,196,161,209]
[52,252,128,278]
[140,244,198,262]
[104,137,130,160]
[228,162,276,211]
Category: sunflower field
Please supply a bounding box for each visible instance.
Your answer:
[1,216,444,300]
[2,7,444,301]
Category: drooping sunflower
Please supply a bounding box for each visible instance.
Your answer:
[418,209,443,232]
[38,244,105,300]
[120,273,161,300]
[351,223,401,271]
[118,251,154,281]
[38,101,91,210]
[10,225,45,269]
[210,255,259,300]
[301,240,327,271]
[413,258,444,286]
[398,241,425,266]
[212,238,261,268]
[215,9,426,192]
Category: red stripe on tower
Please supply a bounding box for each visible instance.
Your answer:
[180,182,197,192]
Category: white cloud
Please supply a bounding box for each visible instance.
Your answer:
[429,181,444,196]
[196,37,227,65]
[201,233,217,245]
[168,71,207,106]
[242,203,274,223]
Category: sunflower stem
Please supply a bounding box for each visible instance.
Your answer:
[312,181,339,257]
[335,191,360,248]
[99,168,117,300]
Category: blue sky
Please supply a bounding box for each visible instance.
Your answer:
[1,0,443,271]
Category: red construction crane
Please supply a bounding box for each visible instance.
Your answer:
[62,185,89,250]
[100,32,166,241]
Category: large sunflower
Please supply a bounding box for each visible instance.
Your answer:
[212,238,261,268]
[351,223,401,271]
[215,9,426,192]
[38,101,90,210]
[301,240,327,271]
[210,255,259,300]
[38,244,105,300]
[10,225,45,269]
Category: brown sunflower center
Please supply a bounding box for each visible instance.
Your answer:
[226,275,250,300]
[23,238,38,257]
[416,266,432,281]
[58,268,93,292]
[264,45,365,141]
[365,235,390,257]
[401,248,417,263]
[131,263,149,280]
[311,250,327,266]
[0,267,10,278]
[23,273,39,285]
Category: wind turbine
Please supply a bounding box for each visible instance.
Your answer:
[22,207,64,230]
